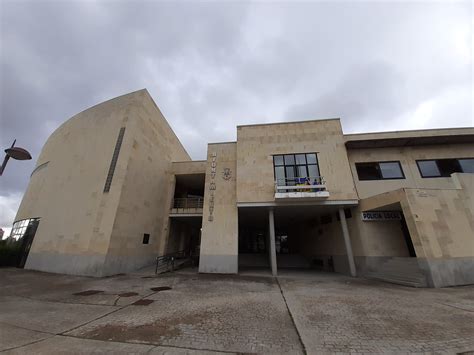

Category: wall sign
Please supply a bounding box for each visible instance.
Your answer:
[208,152,217,221]
[361,211,401,221]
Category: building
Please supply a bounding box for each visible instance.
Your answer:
[12,89,474,287]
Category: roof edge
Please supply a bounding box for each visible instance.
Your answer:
[237,117,341,129]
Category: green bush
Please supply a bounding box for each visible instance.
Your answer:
[0,240,21,267]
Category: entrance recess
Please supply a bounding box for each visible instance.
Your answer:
[238,204,357,276]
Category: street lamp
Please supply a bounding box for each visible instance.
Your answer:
[0,139,32,176]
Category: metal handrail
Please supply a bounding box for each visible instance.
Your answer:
[155,249,188,274]
[275,176,327,192]
[171,197,204,209]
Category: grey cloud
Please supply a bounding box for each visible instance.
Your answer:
[0,0,472,229]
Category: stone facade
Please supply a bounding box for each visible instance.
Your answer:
[15,90,189,276]
[199,143,238,273]
[12,89,474,287]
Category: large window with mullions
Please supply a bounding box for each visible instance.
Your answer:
[273,153,320,185]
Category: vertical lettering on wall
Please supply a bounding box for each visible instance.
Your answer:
[208,152,217,221]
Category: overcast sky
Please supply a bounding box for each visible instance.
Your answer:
[0,0,472,234]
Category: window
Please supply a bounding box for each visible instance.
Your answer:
[417,160,440,177]
[459,159,474,173]
[273,153,320,185]
[9,218,40,241]
[355,161,405,181]
[104,127,126,193]
[143,234,150,244]
[417,158,473,178]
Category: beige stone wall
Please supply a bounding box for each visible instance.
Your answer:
[16,89,190,276]
[236,119,358,203]
[296,208,409,262]
[103,90,190,274]
[348,144,474,199]
[348,206,410,257]
[199,143,238,273]
[357,174,474,286]
[401,174,474,259]
[17,91,141,275]
[171,161,207,175]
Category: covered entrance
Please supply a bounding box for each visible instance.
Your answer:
[238,204,357,276]
[166,216,202,265]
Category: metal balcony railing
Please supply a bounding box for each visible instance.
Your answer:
[171,197,204,210]
[275,176,327,193]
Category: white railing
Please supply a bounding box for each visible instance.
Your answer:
[171,197,204,210]
[274,176,329,198]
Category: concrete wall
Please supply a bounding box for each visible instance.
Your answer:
[172,161,207,175]
[16,89,190,276]
[348,143,474,199]
[236,119,358,203]
[199,143,238,273]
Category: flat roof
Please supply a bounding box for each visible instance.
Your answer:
[237,117,340,129]
[344,127,474,149]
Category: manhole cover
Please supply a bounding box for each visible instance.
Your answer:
[118,292,139,297]
[73,290,104,296]
[150,286,172,292]
[132,299,154,306]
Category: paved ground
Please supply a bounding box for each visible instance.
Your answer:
[0,268,473,354]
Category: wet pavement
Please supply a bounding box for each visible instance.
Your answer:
[0,267,473,354]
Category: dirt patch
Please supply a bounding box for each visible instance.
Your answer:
[80,322,181,343]
[73,290,104,296]
[79,312,210,344]
[132,299,154,306]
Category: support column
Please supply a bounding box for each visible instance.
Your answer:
[268,208,277,276]
[339,207,356,277]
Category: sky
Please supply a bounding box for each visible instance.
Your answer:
[0,0,472,236]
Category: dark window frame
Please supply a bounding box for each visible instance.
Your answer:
[355,161,405,181]
[273,153,321,185]
[142,233,150,244]
[416,158,474,178]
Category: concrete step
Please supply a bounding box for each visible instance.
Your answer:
[368,275,427,288]
[366,273,426,283]
[379,272,426,279]
[365,257,428,287]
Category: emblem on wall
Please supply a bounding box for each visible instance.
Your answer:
[222,168,232,180]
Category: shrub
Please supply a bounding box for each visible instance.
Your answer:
[0,240,22,267]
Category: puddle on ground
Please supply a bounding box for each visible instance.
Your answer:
[132,299,154,306]
[118,292,139,297]
[73,290,104,296]
[150,286,172,292]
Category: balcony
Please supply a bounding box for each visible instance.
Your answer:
[170,197,204,215]
[274,176,330,200]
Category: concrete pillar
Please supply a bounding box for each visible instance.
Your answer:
[338,207,356,277]
[268,208,278,276]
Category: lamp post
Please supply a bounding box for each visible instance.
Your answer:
[0,139,32,176]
